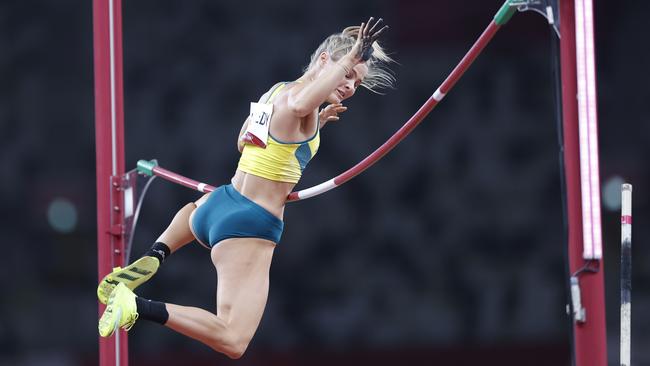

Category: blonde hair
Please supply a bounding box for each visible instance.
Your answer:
[305,26,396,94]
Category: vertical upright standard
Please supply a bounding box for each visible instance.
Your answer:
[559,0,607,365]
[620,184,632,366]
[93,0,128,365]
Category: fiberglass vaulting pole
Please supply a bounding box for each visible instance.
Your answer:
[558,0,607,365]
[93,0,128,365]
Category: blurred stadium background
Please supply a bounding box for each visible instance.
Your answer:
[1,0,648,364]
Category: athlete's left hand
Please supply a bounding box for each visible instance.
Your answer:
[319,103,347,128]
[349,17,388,63]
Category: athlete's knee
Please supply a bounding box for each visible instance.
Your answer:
[206,327,251,359]
[224,340,249,360]
[210,340,249,359]
[224,332,251,359]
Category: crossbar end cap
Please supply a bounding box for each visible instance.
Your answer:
[137,159,158,176]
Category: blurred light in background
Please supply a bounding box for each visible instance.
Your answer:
[47,198,78,233]
[602,175,625,211]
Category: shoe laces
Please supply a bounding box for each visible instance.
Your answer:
[122,312,139,332]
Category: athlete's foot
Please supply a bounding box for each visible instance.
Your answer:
[97,256,159,304]
[98,283,139,337]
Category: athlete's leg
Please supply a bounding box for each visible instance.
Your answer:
[164,237,275,359]
[97,193,210,304]
[154,202,198,253]
[152,191,211,251]
[138,191,211,257]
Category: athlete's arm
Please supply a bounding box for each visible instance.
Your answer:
[287,57,355,117]
[287,18,387,118]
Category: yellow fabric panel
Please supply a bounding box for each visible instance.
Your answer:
[237,82,320,184]
[238,138,303,183]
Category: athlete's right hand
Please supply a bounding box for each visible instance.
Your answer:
[349,17,388,63]
[319,103,347,128]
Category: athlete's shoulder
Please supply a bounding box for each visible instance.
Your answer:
[257,82,289,103]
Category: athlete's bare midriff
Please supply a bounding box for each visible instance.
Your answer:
[231,169,293,220]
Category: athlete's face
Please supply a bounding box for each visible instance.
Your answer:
[319,53,368,104]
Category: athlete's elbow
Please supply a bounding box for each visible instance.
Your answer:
[287,100,312,117]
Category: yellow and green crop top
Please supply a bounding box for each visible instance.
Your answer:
[237,82,320,184]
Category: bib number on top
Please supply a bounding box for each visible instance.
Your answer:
[242,102,273,148]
